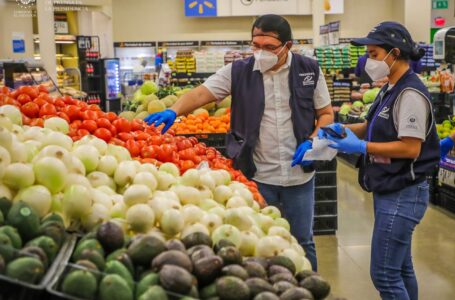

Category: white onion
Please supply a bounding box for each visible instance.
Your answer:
[199,187,214,200]
[173,185,201,205]
[268,226,292,243]
[226,196,248,209]
[148,196,179,221]
[43,131,73,150]
[0,184,13,200]
[211,224,242,247]
[0,114,14,131]
[50,193,63,213]
[208,206,226,220]
[123,184,151,206]
[239,231,259,256]
[87,171,116,190]
[255,236,290,257]
[33,157,67,194]
[261,206,282,219]
[281,248,304,273]
[72,145,100,173]
[273,218,291,231]
[34,145,72,168]
[69,157,86,175]
[14,185,51,217]
[44,117,69,134]
[224,208,253,231]
[126,204,155,233]
[106,144,131,162]
[200,173,216,191]
[3,163,35,190]
[156,171,177,191]
[96,185,116,196]
[234,188,254,207]
[97,155,118,176]
[0,126,13,152]
[133,171,158,192]
[114,161,137,187]
[62,184,92,219]
[201,213,222,233]
[159,162,180,177]
[138,163,158,175]
[0,105,22,125]
[179,169,200,186]
[110,201,127,219]
[0,146,11,179]
[89,136,107,155]
[182,204,205,225]
[213,185,233,205]
[65,174,91,189]
[23,126,44,142]
[160,209,184,237]
[181,222,210,238]
[23,141,40,163]
[11,125,24,141]
[91,188,113,210]
[199,199,220,211]
[81,203,110,231]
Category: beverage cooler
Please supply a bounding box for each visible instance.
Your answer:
[101,58,121,113]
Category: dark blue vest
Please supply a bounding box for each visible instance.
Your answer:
[226,53,320,179]
[359,69,440,194]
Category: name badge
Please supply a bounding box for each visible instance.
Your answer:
[370,155,391,165]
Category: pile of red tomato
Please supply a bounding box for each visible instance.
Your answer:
[0,85,265,206]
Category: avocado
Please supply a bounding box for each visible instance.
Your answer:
[0,225,22,249]
[75,259,99,272]
[0,211,3,225]
[243,261,267,279]
[106,248,126,261]
[6,201,40,241]
[200,282,218,299]
[299,275,330,300]
[254,292,280,300]
[61,269,98,299]
[215,276,250,300]
[104,260,134,291]
[39,221,65,247]
[152,250,193,272]
[6,257,44,284]
[246,278,276,297]
[213,239,236,253]
[72,239,105,262]
[0,255,5,274]
[99,274,133,300]
[96,221,125,253]
[0,197,12,217]
[269,273,298,285]
[0,233,15,262]
[136,272,159,299]
[221,264,249,280]
[280,287,314,300]
[26,236,58,262]
[189,285,200,299]
[273,281,295,295]
[138,285,168,300]
[159,265,193,295]
[165,239,186,252]
[77,249,106,271]
[18,246,49,269]
[295,270,318,282]
[268,265,292,277]
[79,231,98,244]
[127,235,166,266]
[182,232,212,249]
[217,246,242,266]
[268,256,296,275]
[244,257,269,270]
[194,255,223,286]
[189,245,214,263]
[105,248,134,276]
[42,212,65,225]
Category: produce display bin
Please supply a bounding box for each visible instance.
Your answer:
[177,133,227,156]
[429,166,440,205]
[439,184,455,214]
[0,234,77,300]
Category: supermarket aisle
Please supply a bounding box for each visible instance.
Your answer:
[315,160,455,300]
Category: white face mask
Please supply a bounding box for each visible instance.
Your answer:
[254,45,286,73]
[365,49,397,81]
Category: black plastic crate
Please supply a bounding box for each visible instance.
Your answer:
[313,215,338,235]
[0,234,76,300]
[428,166,439,205]
[314,200,337,216]
[314,159,337,172]
[315,171,337,187]
[315,186,337,201]
[439,185,455,214]
[177,133,226,148]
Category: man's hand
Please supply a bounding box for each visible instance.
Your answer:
[291,140,313,167]
[144,109,177,134]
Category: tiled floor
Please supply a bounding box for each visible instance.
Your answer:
[315,160,455,300]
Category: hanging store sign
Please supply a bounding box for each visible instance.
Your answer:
[12,32,25,54]
[200,40,244,47]
[432,0,449,10]
[114,42,156,48]
[329,21,341,45]
[158,41,199,47]
[54,13,69,34]
[293,39,314,45]
[320,24,330,46]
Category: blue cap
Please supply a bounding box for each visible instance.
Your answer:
[352,22,424,59]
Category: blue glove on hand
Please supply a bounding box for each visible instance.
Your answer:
[317,123,345,139]
[144,109,177,134]
[327,128,367,155]
[440,137,454,158]
[291,140,313,167]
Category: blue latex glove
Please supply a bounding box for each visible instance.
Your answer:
[326,128,367,155]
[317,123,345,139]
[291,140,313,167]
[144,109,177,134]
[440,137,454,158]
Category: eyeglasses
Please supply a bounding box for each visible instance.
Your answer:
[250,42,283,52]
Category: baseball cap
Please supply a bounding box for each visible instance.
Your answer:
[352,22,425,60]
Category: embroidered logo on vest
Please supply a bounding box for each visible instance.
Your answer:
[378,106,390,119]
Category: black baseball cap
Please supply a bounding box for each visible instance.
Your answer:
[351,21,424,60]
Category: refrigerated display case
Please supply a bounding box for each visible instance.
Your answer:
[101,58,121,113]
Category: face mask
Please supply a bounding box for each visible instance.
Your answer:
[365,49,397,81]
[254,45,286,73]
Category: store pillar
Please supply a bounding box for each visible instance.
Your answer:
[36,0,57,83]
[312,0,326,47]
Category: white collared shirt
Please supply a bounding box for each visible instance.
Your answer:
[203,52,331,186]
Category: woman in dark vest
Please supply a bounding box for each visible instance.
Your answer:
[320,22,440,300]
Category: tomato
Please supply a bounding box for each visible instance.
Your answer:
[141,145,159,159]
[96,118,111,129]
[179,148,196,161]
[38,85,48,94]
[108,125,117,136]
[18,86,39,99]
[4,97,19,106]
[56,112,70,123]
[148,135,162,145]
[113,118,131,133]
[176,139,193,151]
[94,128,112,142]
[77,129,90,137]
[131,119,145,131]
[54,98,66,108]
[192,156,202,165]
[17,94,32,105]
[157,144,174,162]
[109,137,125,147]
[72,135,82,142]
[63,105,81,122]
[1,86,10,95]
[80,120,97,133]
[22,115,31,126]
[68,125,78,137]
[125,140,141,157]
[81,110,98,120]
[136,140,147,149]
[30,118,44,127]
[133,131,150,141]
[180,160,195,173]
[62,95,75,105]
[188,137,198,146]
[194,143,207,156]
[105,112,117,122]
[72,120,82,128]
[33,97,48,108]
[21,102,40,118]
[88,104,101,111]
[77,101,88,109]
[172,152,180,165]
[118,132,134,142]
[39,103,57,117]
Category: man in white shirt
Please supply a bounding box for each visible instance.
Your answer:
[145,15,334,271]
